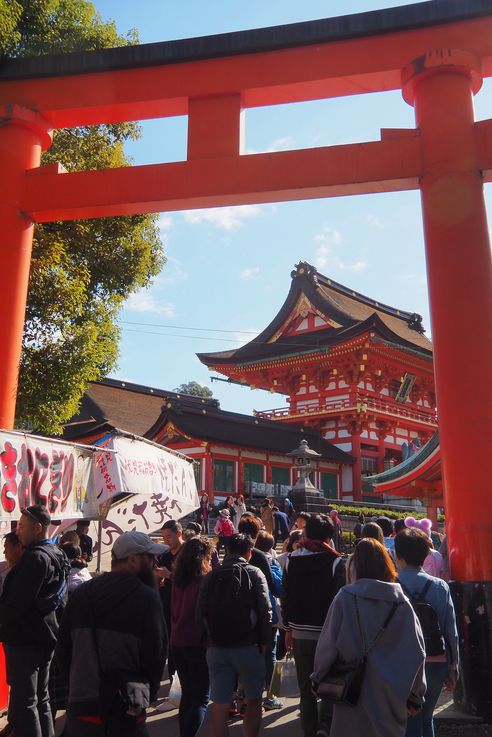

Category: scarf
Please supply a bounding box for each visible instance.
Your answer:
[300,537,340,556]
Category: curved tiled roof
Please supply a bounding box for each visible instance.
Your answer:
[198,262,432,367]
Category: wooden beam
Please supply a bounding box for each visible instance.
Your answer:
[22,134,422,222]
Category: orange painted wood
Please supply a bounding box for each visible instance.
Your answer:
[0,17,491,128]
[22,135,421,221]
[408,53,492,580]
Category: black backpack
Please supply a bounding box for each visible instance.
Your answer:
[204,562,257,646]
[399,579,445,657]
[32,543,70,615]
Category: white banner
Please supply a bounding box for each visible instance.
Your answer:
[0,430,96,522]
[92,434,199,519]
[90,435,199,558]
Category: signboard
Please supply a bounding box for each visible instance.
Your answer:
[0,430,96,522]
[90,434,200,556]
[92,434,199,513]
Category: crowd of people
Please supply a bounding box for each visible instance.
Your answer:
[0,499,457,737]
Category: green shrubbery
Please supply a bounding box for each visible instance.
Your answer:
[331,503,445,523]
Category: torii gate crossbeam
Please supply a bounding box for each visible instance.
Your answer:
[1,0,492,716]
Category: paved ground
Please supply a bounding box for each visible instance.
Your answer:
[38,677,488,736]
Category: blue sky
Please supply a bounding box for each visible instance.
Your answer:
[92,0,492,415]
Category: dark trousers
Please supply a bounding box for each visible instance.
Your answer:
[292,638,332,737]
[4,643,54,737]
[171,645,210,737]
[65,713,148,737]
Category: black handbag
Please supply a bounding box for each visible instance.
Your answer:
[316,599,399,706]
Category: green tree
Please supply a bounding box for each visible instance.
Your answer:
[1,1,165,434]
[174,382,214,399]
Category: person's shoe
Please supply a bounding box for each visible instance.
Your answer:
[239,702,247,719]
[229,700,239,718]
[263,697,284,710]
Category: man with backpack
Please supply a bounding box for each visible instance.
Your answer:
[0,505,69,737]
[198,533,272,737]
[395,528,459,737]
[281,514,346,737]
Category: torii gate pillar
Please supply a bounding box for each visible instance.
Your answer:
[404,50,492,718]
[0,106,52,428]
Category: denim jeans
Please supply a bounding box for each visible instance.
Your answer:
[292,638,332,737]
[171,645,210,737]
[406,661,449,737]
[265,629,278,692]
[4,643,54,737]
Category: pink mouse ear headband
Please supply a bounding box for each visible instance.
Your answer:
[404,516,432,536]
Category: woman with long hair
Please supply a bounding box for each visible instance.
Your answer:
[312,539,426,737]
[170,537,213,737]
[196,493,211,534]
[233,494,247,531]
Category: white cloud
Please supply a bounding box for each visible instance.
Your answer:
[158,214,173,231]
[182,204,265,231]
[240,267,260,280]
[313,226,367,273]
[233,327,261,348]
[364,214,384,230]
[246,136,294,155]
[125,291,176,317]
[156,256,188,286]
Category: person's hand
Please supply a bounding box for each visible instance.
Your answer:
[444,665,458,692]
[285,630,293,651]
[154,566,171,581]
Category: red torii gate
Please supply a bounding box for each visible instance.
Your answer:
[1,0,492,713]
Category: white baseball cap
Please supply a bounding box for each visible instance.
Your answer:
[112,531,168,560]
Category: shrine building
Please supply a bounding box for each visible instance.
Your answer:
[198,261,437,501]
[64,378,354,502]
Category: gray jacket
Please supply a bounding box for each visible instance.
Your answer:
[313,579,426,737]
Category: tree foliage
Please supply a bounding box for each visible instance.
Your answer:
[1,1,165,434]
[174,382,214,399]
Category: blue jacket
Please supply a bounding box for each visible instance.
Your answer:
[398,566,459,667]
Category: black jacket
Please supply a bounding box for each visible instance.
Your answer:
[250,548,275,593]
[56,572,167,716]
[0,540,68,646]
[281,549,346,637]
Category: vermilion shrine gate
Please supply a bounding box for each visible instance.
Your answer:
[1,0,492,717]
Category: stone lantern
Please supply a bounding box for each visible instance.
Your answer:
[287,438,321,491]
[286,438,328,513]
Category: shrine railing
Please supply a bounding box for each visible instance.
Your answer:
[255,395,438,426]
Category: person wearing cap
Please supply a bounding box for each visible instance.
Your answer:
[214,508,235,556]
[0,504,69,737]
[57,530,168,736]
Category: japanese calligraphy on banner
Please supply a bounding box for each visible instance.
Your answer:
[0,430,97,521]
[92,433,199,521]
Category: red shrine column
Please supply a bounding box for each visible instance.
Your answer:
[0,106,52,429]
[402,51,492,582]
[350,431,362,502]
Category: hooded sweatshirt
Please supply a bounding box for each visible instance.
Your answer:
[56,571,167,716]
[0,540,68,646]
[312,579,426,737]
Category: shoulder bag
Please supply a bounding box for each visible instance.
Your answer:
[315,598,399,706]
